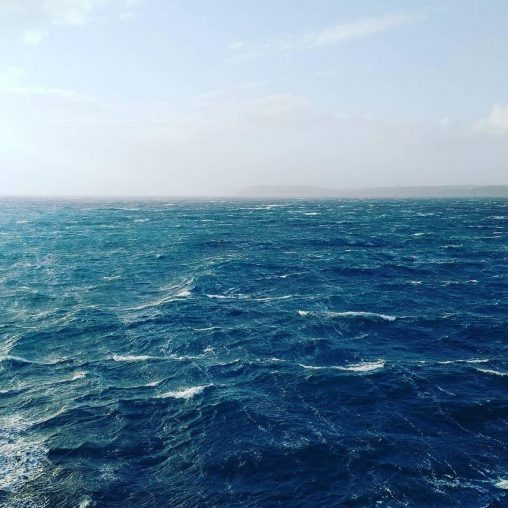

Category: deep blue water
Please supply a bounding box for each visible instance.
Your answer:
[0,198,507,507]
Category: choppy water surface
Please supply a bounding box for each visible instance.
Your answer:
[0,198,507,507]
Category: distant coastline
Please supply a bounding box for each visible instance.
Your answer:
[2,184,508,200]
[237,185,508,198]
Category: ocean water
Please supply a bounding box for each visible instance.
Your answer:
[0,198,507,507]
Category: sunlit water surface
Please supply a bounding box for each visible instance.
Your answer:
[0,198,507,506]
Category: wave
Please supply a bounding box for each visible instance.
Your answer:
[70,371,87,381]
[129,292,190,311]
[45,371,88,385]
[157,384,212,400]
[475,368,508,377]
[207,293,293,302]
[0,355,70,366]
[300,360,385,373]
[437,359,489,365]
[168,354,205,361]
[206,293,250,300]
[103,274,122,281]
[112,353,204,363]
[298,310,397,321]
[128,283,193,311]
[495,479,508,489]
[252,295,293,302]
[112,354,158,362]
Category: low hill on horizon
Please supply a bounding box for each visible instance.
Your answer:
[237,185,508,198]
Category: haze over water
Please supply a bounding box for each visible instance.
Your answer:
[1,198,507,506]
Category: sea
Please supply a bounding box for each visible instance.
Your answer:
[0,198,507,507]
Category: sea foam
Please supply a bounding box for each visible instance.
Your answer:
[437,359,489,365]
[300,360,385,373]
[0,416,47,492]
[298,310,396,321]
[157,384,212,399]
[475,368,508,377]
[112,354,157,362]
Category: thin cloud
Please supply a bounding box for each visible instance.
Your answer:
[229,12,425,60]
[474,104,508,134]
[0,0,142,45]
[0,83,97,104]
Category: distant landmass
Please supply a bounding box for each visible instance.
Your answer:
[237,185,508,198]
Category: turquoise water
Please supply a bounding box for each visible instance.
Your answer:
[0,198,507,506]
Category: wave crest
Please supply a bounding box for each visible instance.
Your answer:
[157,384,212,399]
[112,354,156,362]
[298,310,396,321]
[300,360,385,373]
[476,368,507,377]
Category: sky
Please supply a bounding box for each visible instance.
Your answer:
[0,0,507,196]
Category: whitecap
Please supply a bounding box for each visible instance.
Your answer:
[157,384,212,399]
[206,293,249,300]
[495,479,508,489]
[298,310,396,321]
[299,360,385,373]
[129,295,178,310]
[51,371,88,384]
[475,368,508,377]
[70,371,87,381]
[252,295,293,302]
[438,359,489,365]
[129,288,191,310]
[112,354,156,362]
[0,355,69,366]
[338,360,385,372]
[168,354,204,361]
[103,275,122,281]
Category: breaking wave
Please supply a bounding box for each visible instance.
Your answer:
[298,310,397,321]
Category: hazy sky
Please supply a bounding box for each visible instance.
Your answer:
[1,0,507,196]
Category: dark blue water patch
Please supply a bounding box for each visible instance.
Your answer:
[0,198,507,507]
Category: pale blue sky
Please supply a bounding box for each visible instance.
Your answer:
[1,0,507,195]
